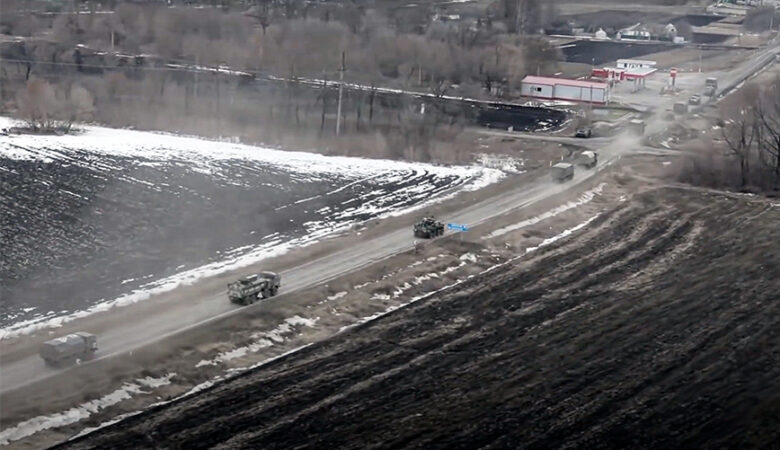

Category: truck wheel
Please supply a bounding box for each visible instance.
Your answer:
[270,287,278,296]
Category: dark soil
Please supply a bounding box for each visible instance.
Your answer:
[55,188,780,450]
[0,151,468,328]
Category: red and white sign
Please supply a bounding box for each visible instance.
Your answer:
[670,68,678,78]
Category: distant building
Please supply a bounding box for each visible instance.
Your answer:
[618,29,651,40]
[616,59,657,70]
[520,76,610,104]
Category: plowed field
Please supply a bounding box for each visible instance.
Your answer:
[58,188,780,450]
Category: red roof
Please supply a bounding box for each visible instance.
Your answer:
[522,75,608,89]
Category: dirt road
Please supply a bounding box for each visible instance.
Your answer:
[58,188,780,450]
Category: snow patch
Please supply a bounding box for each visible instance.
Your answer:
[0,373,175,446]
[459,253,478,263]
[485,183,606,239]
[476,153,526,174]
[195,316,317,367]
[327,291,348,301]
[525,214,601,254]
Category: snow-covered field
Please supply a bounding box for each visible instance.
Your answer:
[0,118,502,339]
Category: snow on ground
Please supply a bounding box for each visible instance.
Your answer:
[1,117,504,339]
[476,153,526,174]
[0,117,490,182]
[195,316,318,367]
[525,214,602,253]
[0,374,175,446]
[484,183,606,239]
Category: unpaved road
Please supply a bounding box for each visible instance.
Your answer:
[0,150,617,395]
[58,188,780,450]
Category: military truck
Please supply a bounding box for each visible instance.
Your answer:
[40,332,98,367]
[628,119,646,135]
[704,77,718,96]
[414,217,444,239]
[228,272,281,305]
[577,151,598,169]
[551,162,574,182]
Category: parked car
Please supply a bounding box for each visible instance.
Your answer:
[689,95,701,106]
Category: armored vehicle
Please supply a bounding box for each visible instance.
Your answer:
[228,272,281,305]
[40,332,98,367]
[551,162,574,182]
[575,127,593,138]
[577,151,598,169]
[414,217,444,239]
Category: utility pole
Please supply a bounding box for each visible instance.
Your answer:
[194,55,199,99]
[336,51,345,136]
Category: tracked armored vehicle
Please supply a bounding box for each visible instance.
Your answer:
[414,217,444,239]
[228,272,281,305]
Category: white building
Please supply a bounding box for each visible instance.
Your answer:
[520,76,610,104]
[616,59,657,70]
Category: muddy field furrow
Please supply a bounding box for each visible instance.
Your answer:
[58,189,780,450]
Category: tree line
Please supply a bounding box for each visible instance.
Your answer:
[678,77,780,194]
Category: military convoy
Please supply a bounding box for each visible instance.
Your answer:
[414,217,444,239]
[552,150,599,182]
[228,272,281,305]
[39,332,98,367]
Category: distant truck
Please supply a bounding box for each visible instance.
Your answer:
[673,102,688,114]
[628,119,646,135]
[40,332,97,367]
[577,151,598,169]
[551,162,574,182]
[228,272,281,305]
[414,217,444,239]
[705,77,718,96]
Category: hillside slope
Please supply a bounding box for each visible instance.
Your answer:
[58,188,780,450]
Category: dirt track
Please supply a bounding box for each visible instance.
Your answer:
[58,188,780,450]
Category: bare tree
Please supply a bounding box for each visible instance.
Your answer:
[721,106,758,188]
[64,83,95,130]
[16,78,61,132]
[755,80,780,186]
